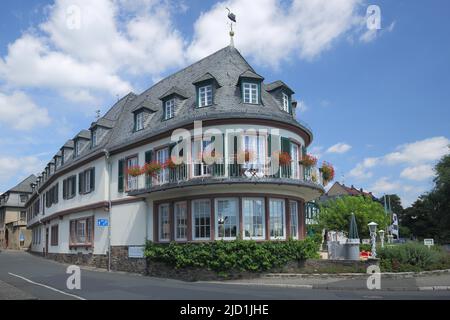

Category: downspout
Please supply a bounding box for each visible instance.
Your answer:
[103,149,112,272]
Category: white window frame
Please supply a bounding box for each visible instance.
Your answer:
[92,129,98,147]
[282,92,290,112]
[156,148,169,184]
[289,201,299,240]
[135,112,145,131]
[165,99,175,120]
[126,156,139,191]
[192,137,213,177]
[243,82,259,104]
[192,199,211,241]
[242,134,266,172]
[269,198,286,240]
[242,197,265,240]
[215,198,239,240]
[174,201,188,241]
[199,85,213,107]
[158,203,170,242]
[291,143,300,179]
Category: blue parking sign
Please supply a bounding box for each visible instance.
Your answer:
[97,219,109,227]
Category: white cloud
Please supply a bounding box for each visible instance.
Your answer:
[309,146,324,160]
[0,91,51,130]
[359,21,396,43]
[384,136,450,165]
[327,142,352,154]
[296,100,308,113]
[400,164,435,181]
[0,0,186,103]
[0,155,44,181]
[348,157,379,179]
[188,0,364,67]
[370,177,401,194]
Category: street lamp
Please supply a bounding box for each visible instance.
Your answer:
[378,229,385,248]
[368,222,378,258]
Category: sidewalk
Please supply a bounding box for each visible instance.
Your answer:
[206,272,450,291]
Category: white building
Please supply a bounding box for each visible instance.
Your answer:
[25,46,326,272]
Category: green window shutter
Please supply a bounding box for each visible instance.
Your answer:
[196,86,200,108]
[78,172,83,194]
[90,168,95,191]
[302,146,307,157]
[267,134,272,157]
[258,83,262,104]
[281,137,291,154]
[63,179,67,200]
[55,183,59,203]
[145,150,153,163]
[118,159,124,193]
[288,95,292,115]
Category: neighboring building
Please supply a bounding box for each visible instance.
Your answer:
[24,45,326,272]
[0,175,36,250]
[319,182,377,203]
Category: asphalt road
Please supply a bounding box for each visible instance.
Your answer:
[1,250,450,300]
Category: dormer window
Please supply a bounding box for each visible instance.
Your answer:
[74,141,80,157]
[282,93,290,113]
[198,85,213,107]
[164,99,175,120]
[135,112,145,131]
[92,129,98,147]
[243,82,259,104]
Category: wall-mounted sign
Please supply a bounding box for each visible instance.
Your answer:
[97,219,109,227]
[128,246,145,258]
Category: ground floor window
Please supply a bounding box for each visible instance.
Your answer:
[290,201,299,239]
[69,217,93,246]
[174,202,187,241]
[159,204,170,242]
[192,199,211,240]
[215,198,238,240]
[270,199,285,239]
[243,198,265,240]
[51,225,59,246]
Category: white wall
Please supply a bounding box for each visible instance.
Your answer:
[111,201,147,246]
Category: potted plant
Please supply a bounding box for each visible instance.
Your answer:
[299,154,317,167]
[164,157,178,169]
[277,151,292,166]
[142,161,162,177]
[320,162,335,185]
[127,166,143,177]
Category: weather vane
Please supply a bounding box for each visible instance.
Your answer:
[226,7,236,47]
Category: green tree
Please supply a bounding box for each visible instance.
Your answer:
[317,196,390,238]
[401,151,450,243]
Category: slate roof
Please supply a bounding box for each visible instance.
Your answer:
[266,80,295,95]
[9,175,37,193]
[31,45,313,190]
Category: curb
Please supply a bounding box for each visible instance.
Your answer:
[263,269,450,280]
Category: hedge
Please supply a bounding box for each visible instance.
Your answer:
[144,238,320,273]
[378,242,450,272]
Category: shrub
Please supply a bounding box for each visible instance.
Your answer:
[144,238,320,273]
[378,242,450,272]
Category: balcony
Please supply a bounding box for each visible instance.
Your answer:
[128,159,325,197]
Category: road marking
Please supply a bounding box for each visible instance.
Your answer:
[8,272,86,300]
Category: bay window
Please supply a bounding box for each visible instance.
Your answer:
[270,199,285,240]
[192,199,211,240]
[158,203,170,242]
[174,202,187,241]
[289,201,298,239]
[243,198,265,240]
[192,137,213,177]
[242,134,266,172]
[215,198,238,240]
[282,92,290,113]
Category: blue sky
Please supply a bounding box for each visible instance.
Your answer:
[0,0,449,207]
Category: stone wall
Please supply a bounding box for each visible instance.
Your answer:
[35,246,146,274]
